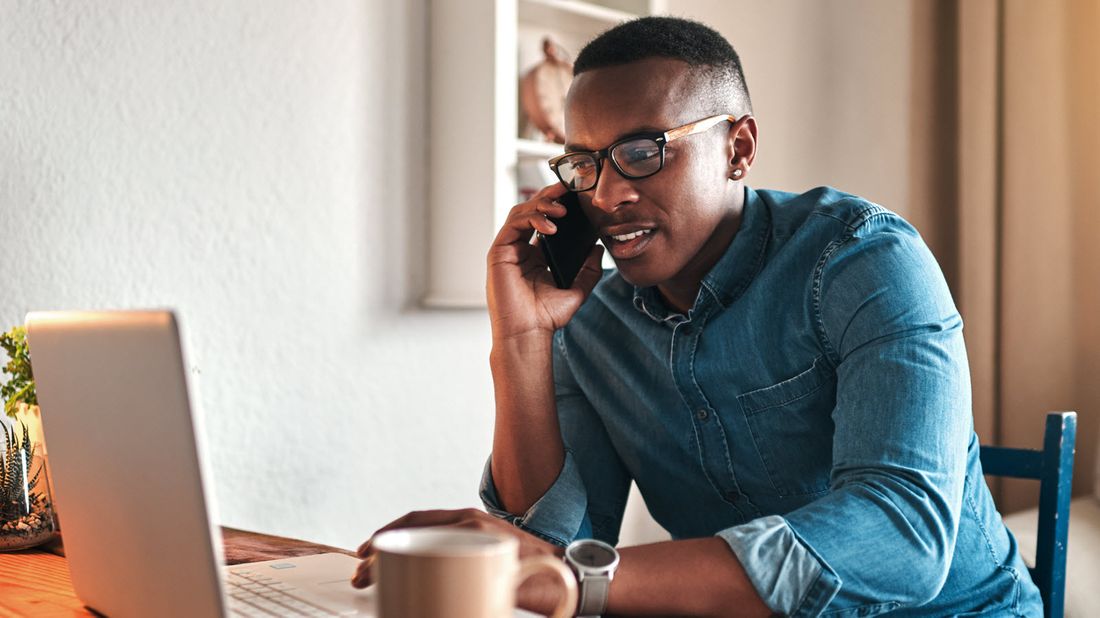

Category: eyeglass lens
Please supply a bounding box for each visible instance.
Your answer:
[555,137,663,191]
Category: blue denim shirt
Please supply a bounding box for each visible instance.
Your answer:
[480,186,1042,617]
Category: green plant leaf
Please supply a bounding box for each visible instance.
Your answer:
[1,326,37,418]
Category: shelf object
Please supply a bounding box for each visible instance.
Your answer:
[425,0,662,308]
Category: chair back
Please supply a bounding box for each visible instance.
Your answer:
[980,411,1077,618]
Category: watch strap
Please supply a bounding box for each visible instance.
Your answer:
[577,573,611,617]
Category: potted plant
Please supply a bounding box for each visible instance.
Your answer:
[0,325,57,550]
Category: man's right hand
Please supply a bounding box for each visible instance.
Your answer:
[486,182,605,343]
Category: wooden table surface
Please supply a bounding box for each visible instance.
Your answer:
[0,528,355,617]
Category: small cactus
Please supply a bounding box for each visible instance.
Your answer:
[1,421,42,522]
[0,326,54,549]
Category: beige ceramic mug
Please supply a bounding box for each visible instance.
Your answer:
[371,526,578,618]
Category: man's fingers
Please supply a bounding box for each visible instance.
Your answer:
[356,511,432,557]
[356,509,485,557]
[535,199,568,218]
[351,554,375,588]
[350,508,553,590]
[534,181,568,202]
[352,509,496,587]
[518,211,558,237]
[491,187,568,248]
[492,210,554,249]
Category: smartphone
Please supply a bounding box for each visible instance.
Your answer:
[538,191,599,289]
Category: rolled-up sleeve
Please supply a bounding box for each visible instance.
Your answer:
[479,329,632,547]
[479,449,591,546]
[718,515,841,614]
[718,214,972,616]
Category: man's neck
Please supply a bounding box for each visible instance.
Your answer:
[656,204,744,315]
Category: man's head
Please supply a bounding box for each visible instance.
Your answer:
[562,17,758,298]
[573,16,752,119]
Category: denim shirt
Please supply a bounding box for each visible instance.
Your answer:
[480,186,1043,617]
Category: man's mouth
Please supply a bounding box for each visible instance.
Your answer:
[609,229,652,242]
[603,227,656,260]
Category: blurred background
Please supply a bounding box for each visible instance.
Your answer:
[1,0,1096,563]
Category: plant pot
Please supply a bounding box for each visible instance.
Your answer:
[0,407,58,551]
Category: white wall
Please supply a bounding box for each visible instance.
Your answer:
[0,0,496,550]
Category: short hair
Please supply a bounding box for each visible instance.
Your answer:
[573,16,752,117]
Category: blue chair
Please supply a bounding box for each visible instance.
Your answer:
[980,411,1077,618]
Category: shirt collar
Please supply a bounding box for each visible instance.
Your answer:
[632,186,771,323]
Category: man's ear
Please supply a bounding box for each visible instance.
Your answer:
[726,115,758,180]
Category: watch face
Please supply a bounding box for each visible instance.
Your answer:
[568,541,618,569]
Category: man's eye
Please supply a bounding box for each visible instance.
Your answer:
[620,144,659,163]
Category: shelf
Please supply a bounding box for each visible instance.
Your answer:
[520,0,641,27]
[425,0,661,308]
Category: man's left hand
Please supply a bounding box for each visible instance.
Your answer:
[352,508,571,614]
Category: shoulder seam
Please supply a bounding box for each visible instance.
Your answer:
[809,208,905,367]
[810,201,890,233]
[810,236,846,369]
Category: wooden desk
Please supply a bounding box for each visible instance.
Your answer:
[0,528,356,617]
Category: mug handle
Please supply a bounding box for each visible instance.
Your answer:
[515,555,578,618]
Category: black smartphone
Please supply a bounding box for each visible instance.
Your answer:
[538,191,599,289]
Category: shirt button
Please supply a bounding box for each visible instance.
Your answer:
[696,408,709,421]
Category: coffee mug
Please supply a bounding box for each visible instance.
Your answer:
[371,527,578,618]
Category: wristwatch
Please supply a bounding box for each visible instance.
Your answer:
[563,538,620,617]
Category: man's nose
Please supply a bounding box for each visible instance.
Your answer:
[590,159,639,214]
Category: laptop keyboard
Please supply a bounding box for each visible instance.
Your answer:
[226,569,348,617]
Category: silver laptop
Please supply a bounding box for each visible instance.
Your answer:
[26,310,377,617]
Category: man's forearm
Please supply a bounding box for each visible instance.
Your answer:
[604,537,772,617]
[489,331,566,515]
[525,537,772,617]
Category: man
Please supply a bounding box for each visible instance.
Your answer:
[355,17,1042,617]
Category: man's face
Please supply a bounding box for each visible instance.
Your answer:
[564,57,740,290]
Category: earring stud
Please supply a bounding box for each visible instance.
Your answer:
[733,169,743,178]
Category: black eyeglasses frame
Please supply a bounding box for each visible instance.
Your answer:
[547,114,746,192]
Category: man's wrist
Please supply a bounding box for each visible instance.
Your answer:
[490,329,555,362]
[565,539,619,617]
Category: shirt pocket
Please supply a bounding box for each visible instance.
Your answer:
[737,355,836,497]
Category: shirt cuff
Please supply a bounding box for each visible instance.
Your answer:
[479,449,590,546]
[716,515,841,616]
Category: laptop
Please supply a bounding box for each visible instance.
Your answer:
[27,310,517,617]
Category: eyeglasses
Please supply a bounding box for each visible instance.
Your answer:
[547,114,743,192]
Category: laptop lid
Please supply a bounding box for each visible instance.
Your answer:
[26,310,227,617]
